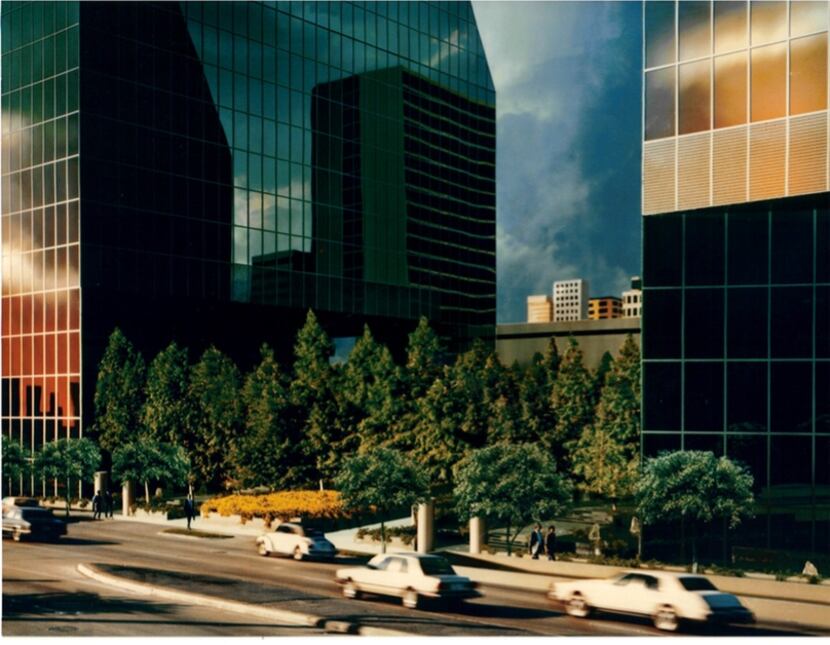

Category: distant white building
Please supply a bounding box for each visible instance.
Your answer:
[526,294,553,323]
[553,279,588,321]
[622,275,642,318]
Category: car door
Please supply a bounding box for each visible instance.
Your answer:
[272,525,294,554]
[597,573,638,612]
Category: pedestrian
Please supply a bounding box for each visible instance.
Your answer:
[545,525,557,561]
[92,490,102,520]
[105,488,114,518]
[184,494,196,530]
[528,523,543,559]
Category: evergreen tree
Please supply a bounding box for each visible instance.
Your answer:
[591,350,615,404]
[550,337,595,467]
[518,353,557,445]
[389,317,445,452]
[289,310,344,487]
[187,346,242,490]
[143,341,190,445]
[236,344,301,489]
[93,328,146,451]
[341,325,401,452]
[543,336,561,385]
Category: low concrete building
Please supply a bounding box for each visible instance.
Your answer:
[496,318,640,368]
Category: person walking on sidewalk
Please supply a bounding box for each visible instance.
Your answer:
[92,491,102,519]
[545,525,557,561]
[184,494,196,530]
[528,524,543,559]
[104,488,114,518]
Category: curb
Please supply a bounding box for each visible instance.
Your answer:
[76,563,409,637]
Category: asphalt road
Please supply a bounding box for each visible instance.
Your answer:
[2,516,821,637]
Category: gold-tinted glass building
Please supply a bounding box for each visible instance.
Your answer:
[642,1,829,560]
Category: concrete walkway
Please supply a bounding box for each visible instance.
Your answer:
[105,511,830,632]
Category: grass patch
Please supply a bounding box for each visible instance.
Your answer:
[161,528,233,539]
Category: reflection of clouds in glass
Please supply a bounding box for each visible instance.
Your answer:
[679,60,710,134]
[750,1,787,46]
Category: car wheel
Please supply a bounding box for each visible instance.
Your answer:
[293,546,304,561]
[257,541,269,557]
[565,593,591,618]
[403,589,420,610]
[654,605,679,632]
[342,580,360,599]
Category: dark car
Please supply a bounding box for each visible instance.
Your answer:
[2,506,67,542]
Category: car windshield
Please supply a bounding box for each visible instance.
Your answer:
[304,529,323,538]
[679,577,718,592]
[419,557,455,576]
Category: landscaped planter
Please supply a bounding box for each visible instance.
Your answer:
[132,508,171,520]
[354,535,413,549]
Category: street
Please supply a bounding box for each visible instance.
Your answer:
[2,516,822,637]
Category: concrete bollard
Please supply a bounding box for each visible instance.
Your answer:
[470,517,485,554]
[122,481,134,517]
[416,500,434,553]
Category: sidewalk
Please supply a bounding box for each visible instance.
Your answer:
[108,511,830,632]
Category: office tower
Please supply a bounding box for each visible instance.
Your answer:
[0,1,496,494]
[526,294,553,323]
[588,296,622,320]
[641,0,828,554]
[552,278,588,321]
[622,276,642,318]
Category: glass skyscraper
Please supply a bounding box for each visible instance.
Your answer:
[1,1,495,495]
[642,1,828,557]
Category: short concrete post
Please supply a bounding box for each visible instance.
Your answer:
[94,471,108,498]
[416,500,434,553]
[122,481,134,517]
[470,517,485,554]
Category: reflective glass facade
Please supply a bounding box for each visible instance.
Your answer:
[1,1,496,494]
[642,1,829,557]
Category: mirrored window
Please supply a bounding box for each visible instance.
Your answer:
[791,33,828,115]
[679,59,711,134]
[715,52,747,127]
[715,2,748,53]
[679,1,711,60]
[751,42,786,121]
[645,67,675,140]
[791,1,828,37]
[750,1,787,45]
[645,1,676,68]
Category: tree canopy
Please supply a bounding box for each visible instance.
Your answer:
[33,438,101,516]
[454,443,573,553]
[111,440,190,504]
[2,440,31,485]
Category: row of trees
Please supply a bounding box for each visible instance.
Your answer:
[92,310,641,497]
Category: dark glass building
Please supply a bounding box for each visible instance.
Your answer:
[1,1,495,495]
[642,0,829,558]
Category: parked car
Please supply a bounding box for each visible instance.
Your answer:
[335,553,481,609]
[256,522,337,560]
[2,505,67,542]
[548,570,755,631]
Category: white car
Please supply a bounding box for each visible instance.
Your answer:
[335,553,481,609]
[548,570,755,632]
[256,522,337,561]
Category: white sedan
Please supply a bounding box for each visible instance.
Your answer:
[335,553,481,609]
[256,522,337,560]
[548,570,755,631]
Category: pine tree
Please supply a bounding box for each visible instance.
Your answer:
[143,341,190,445]
[550,336,595,468]
[236,344,301,489]
[187,346,242,490]
[518,353,557,445]
[93,328,146,451]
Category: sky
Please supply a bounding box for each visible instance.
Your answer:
[472,1,644,323]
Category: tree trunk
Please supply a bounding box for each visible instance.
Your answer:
[144,480,150,505]
[381,520,386,554]
[691,523,698,573]
[65,477,71,518]
[506,519,512,556]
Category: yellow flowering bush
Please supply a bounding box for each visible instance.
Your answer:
[201,490,346,524]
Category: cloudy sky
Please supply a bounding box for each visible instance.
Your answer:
[472,1,643,323]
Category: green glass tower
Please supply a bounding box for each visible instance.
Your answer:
[0,1,496,495]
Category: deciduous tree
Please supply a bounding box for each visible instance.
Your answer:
[111,440,190,504]
[33,438,101,516]
[454,443,573,555]
[335,448,429,552]
[2,441,31,492]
